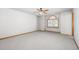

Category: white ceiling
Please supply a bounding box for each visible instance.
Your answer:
[12,8,72,16]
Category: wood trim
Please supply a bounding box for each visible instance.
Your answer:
[0,31,37,40]
[73,38,79,49]
[72,12,74,36]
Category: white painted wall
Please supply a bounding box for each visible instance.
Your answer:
[73,9,79,47]
[46,11,72,34]
[37,16,46,31]
[38,11,72,35]
[39,16,46,31]
[59,11,72,35]
[37,16,40,30]
[0,8,37,38]
[38,12,72,33]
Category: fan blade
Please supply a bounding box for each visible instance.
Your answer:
[45,10,48,11]
[37,9,41,12]
[43,11,47,14]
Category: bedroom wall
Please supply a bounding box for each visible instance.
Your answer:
[38,16,46,31]
[73,8,79,47]
[59,11,72,35]
[0,8,37,39]
[38,11,72,34]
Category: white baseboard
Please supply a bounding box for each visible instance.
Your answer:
[0,30,37,40]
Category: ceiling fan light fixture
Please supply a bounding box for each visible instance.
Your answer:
[34,8,48,15]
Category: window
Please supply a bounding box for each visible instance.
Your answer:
[47,16,59,28]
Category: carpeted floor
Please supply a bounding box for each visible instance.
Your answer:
[0,31,78,50]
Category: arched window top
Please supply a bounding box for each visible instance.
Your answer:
[49,15,57,20]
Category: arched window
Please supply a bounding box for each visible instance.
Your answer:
[47,16,59,28]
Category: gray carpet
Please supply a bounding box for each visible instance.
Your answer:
[0,31,78,50]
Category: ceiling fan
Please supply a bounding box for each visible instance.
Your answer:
[34,8,48,15]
